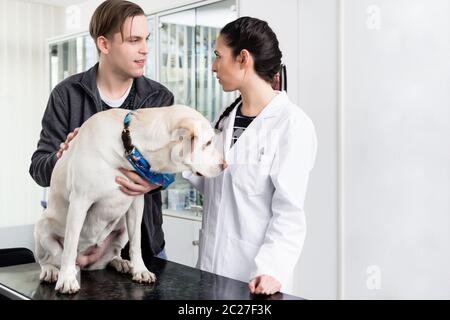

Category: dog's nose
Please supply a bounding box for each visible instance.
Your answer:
[221,159,228,170]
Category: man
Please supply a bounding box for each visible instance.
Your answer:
[29,0,173,261]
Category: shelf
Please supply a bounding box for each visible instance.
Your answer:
[162,209,202,222]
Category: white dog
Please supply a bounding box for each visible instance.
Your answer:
[34,105,224,294]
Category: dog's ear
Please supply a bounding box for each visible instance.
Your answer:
[177,118,197,136]
[171,118,198,154]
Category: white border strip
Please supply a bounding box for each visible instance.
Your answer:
[337,0,345,300]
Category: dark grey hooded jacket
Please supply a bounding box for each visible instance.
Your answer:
[29,63,174,257]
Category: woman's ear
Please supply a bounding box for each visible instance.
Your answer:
[238,49,251,68]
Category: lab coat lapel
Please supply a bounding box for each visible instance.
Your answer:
[223,91,288,161]
[259,91,287,120]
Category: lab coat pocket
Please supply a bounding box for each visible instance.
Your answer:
[224,235,259,282]
[229,153,272,196]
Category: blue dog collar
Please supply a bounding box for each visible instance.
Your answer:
[122,112,175,189]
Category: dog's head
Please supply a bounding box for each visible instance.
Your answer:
[167,112,225,178]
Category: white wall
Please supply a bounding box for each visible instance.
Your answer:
[0,0,64,228]
[295,0,450,300]
[297,0,339,300]
[341,0,450,299]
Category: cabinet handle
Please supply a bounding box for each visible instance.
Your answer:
[192,240,199,246]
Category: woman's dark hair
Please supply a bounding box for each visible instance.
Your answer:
[214,17,285,131]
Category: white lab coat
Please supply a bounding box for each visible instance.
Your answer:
[183,91,317,294]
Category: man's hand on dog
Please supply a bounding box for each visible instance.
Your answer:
[116,168,160,195]
[56,128,80,159]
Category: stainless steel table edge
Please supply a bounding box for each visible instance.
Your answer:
[0,282,30,300]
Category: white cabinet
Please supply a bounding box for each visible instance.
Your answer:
[162,211,202,268]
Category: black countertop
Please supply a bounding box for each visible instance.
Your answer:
[0,258,303,300]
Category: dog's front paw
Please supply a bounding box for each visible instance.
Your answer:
[40,264,59,283]
[110,257,132,274]
[55,268,80,294]
[132,269,156,283]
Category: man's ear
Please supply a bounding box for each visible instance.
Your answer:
[97,36,110,54]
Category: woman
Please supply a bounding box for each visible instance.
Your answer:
[183,17,317,295]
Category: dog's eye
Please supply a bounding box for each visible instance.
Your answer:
[206,140,212,147]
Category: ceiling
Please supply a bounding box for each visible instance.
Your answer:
[19,0,87,7]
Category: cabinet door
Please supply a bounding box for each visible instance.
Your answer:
[191,220,202,267]
[163,215,201,268]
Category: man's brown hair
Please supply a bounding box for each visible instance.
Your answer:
[89,0,145,53]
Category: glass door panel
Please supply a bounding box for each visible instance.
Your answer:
[158,0,237,212]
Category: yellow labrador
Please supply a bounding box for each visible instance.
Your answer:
[34,105,224,294]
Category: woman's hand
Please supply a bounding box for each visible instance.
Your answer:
[116,168,160,196]
[56,127,80,159]
[248,274,281,295]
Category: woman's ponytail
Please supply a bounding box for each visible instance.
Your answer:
[279,64,287,92]
[272,63,287,91]
[214,95,242,131]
